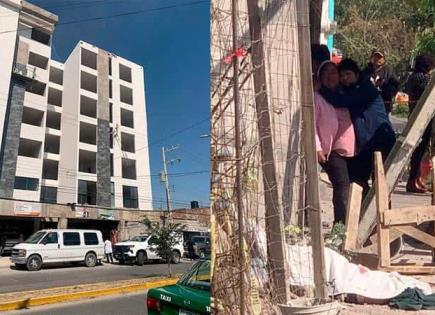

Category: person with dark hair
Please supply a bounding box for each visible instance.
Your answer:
[320,58,396,195]
[311,44,330,91]
[404,54,435,193]
[315,60,355,223]
[362,49,400,114]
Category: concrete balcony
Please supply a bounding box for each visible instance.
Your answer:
[24,91,46,111]
[47,104,63,113]
[79,142,97,153]
[12,63,36,82]
[80,89,97,101]
[43,152,59,161]
[21,124,45,142]
[48,81,63,91]
[13,189,39,202]
[80,64,98,77]
[78,173,97,182]
[32,65,49,83]
[18,36,51,59]
[41,179,58,187]
[46,127,61,137]
[80,115,97,126]
[16,156,43,178]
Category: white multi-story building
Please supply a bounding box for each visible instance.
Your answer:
[0,0,152,210]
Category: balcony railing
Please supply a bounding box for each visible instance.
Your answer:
[12,63,37,81]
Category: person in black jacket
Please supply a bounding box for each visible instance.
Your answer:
[405,54,435,193]
[362,49,400,114]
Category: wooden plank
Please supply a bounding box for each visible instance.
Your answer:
[380,266,435,274]
[383,206,435,225]
[358,76,435,246]
[246,0,290,303]
[374,152,390,268]
[344,183,363,251]
[295,0,328,299]
[394,225,435,248]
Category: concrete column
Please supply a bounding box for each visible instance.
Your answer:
[0,79,26,198]
[33,218,41,232]
[96,50,111,207]
[57,218,68,229]
[117,220,127,241]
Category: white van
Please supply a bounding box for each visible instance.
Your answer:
[10,229,104,271]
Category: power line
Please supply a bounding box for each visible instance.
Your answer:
[0,0,210,35]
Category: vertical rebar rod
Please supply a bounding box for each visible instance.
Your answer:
[231,0,246,313]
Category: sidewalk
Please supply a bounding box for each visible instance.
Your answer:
[0,276,178,312]
[0,258,10,269]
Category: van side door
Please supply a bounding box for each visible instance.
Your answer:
[39,232,60,262]
[61,232,82,261]
[84,232,103,258]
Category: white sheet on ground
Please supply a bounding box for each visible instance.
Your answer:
[287,245,431,299]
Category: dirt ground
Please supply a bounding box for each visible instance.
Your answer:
[340,303,435,314]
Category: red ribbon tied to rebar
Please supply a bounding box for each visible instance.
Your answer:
[223,48,248,64]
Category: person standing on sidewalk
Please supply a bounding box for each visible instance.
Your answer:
[104,239,114,263]
[362,49,399,115]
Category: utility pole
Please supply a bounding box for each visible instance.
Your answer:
[160,145,181,213]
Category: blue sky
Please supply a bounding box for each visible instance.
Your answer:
[30,0,210,209]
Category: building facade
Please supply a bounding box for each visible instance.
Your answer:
[0,0,152,211]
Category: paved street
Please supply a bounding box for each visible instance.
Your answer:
[4,291,148,315]
[0,257,192,293]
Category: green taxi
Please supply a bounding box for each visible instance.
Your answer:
[146,259,210,314]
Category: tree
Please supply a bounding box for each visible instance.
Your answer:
[143,217,185,277]
[335,0,434,79]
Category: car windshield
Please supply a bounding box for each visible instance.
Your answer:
[129,235,148,242]
[178,260,210,291]
[23,231,46,244]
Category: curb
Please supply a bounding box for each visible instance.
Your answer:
[0,277,178,312]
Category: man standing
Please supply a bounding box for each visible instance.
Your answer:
[104,239,114,263]
[362,49,400,114]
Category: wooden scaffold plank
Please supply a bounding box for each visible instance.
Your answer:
[374,152,391,268]
[344,183,363,251]
[358,76,435,247]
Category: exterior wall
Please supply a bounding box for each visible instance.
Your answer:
[0,81,26,197]
[110,55,152,210]
[0,0,21,155]
[57,44,80,204]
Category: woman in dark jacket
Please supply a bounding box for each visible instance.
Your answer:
[319,58,396,196]
[405,54,435,193]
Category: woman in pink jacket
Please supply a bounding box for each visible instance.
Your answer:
[315,61,356,223]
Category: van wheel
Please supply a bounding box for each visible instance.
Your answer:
[199,250,206,259]
[171,250,181,264]
[85,252,97,267]
[26,255,42,271]
[136,251,146,266]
